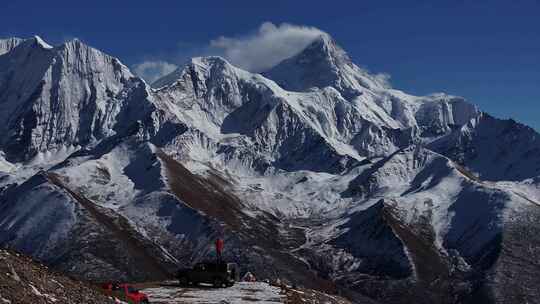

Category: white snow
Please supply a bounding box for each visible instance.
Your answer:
[142,282,285,304]
[0,153,14,173]
[0,181,78,259]
[33,36,53,49]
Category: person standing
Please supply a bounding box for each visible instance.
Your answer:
[215,238,224,262]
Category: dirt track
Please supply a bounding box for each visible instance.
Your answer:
[141,281,352,304]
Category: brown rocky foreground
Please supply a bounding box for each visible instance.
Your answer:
[0,249,115,304]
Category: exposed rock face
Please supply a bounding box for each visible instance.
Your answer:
[1,35,539,304]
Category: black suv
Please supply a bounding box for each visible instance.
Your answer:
[177,262,238,287]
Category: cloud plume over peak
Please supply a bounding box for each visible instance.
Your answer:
[132,22,331,82]
[209,22,326,72]
[133,61,178,83]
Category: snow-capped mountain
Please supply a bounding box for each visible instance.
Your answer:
[263,34,388,97]
[0,36,157,162]
[1,35,539,303]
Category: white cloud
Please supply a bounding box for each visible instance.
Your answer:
[131,22,392,86]
[209,22,326,72]
[133,61,178,83]
[374,72,392,88]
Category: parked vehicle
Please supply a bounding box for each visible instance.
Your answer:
[177,261,238,287]
[102,283,150,304]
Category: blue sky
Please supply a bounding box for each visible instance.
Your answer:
[1,0,539,130]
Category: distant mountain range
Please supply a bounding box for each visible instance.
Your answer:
[1,34,539,304]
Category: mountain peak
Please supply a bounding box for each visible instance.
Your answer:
[303,34,350,64]
[0,37,24,55]
[61,37,88,48]
[0,35,140,161]
[54,38,133,78]
[32,35,53,49]
[152,56,237,89]
[0,36,53,56]
[263,34,386,98]
[58,38,94,52]
[190,56,233,69]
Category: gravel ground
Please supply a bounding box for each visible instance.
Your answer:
[141,281,352,304]
[0,249,115,304]
[142,282,285,304]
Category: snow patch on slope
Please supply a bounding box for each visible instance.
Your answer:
[0,176,77,259]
